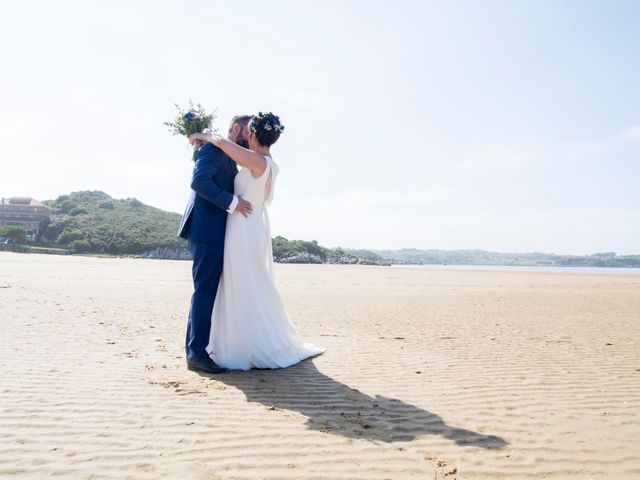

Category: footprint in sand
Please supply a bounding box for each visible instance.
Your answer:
[148,379,205,396]
[425,455,458,479]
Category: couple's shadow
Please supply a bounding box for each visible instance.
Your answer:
[210,360,507,449]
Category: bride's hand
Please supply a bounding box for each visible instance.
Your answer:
[189,132,209,146]
[189,132,222,146]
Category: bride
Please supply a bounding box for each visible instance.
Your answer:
[189,112,325,371]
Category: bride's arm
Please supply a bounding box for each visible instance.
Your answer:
[190,133,266,176]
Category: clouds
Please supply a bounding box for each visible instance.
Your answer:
[277,91,327,110]
[621,124,640,142]
[0,114,24,139]
[270,183,455,230]
[453,144,537,172]
[565,138,608,160]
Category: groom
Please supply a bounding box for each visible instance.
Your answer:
[178,115,253,374]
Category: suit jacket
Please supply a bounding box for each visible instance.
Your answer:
[177,143,238,243]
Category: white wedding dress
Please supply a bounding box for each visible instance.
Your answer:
[206,155,326,370]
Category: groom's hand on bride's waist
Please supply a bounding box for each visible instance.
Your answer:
[235,198,253,217]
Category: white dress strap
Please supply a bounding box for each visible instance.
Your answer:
[264,156,278,206]
[263,156,274,275]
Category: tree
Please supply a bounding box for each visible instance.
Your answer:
[70,207,89,216]
[0,225,27,244]
[70,239,91,253]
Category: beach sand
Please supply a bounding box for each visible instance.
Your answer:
[1,251,639,479]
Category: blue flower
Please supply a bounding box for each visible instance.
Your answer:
[183,111,195,121]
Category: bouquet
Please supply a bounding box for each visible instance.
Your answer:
[164,100,217,160]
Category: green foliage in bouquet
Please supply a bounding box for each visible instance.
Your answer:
[164,100,217,137]
[164,100,218,160]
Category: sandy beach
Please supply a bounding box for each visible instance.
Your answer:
[1,251,639,479]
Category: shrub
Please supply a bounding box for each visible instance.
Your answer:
[70,207,89,216]
[56,199,77,213]
[0,225,27,243]
[70,239,91,253]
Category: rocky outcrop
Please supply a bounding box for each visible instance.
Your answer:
[137,247,191,260]
[325,256,390,266]
[275,253,389,266]
[276,253,324,264]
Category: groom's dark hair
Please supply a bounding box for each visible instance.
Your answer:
[229,115,252,132]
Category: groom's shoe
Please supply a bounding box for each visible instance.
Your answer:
[186,357,228,374]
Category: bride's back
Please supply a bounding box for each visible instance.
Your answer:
[233,156,278,209]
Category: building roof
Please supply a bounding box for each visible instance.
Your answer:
[1,197,48,208]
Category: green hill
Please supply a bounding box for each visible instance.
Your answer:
[37,191,387,263]
[41,191,185,255]
[272,237,385,264]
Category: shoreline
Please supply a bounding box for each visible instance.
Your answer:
[2,249,639,273]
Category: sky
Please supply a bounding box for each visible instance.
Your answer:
[1,0,638,255]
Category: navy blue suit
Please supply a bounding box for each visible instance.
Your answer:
[178,143,237,363]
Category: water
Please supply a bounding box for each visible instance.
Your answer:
[391,264,640,275]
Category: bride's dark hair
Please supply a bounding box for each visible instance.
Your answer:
[249,112,284,147]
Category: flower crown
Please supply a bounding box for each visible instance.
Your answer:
[250,112,285,133]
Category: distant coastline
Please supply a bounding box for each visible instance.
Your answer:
[3,245,638,272]
[392,264,640,275]
[361,248,640,269]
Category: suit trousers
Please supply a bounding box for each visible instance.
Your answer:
[186,239,224,362]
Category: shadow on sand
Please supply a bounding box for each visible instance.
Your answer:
[209,359,508,448]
